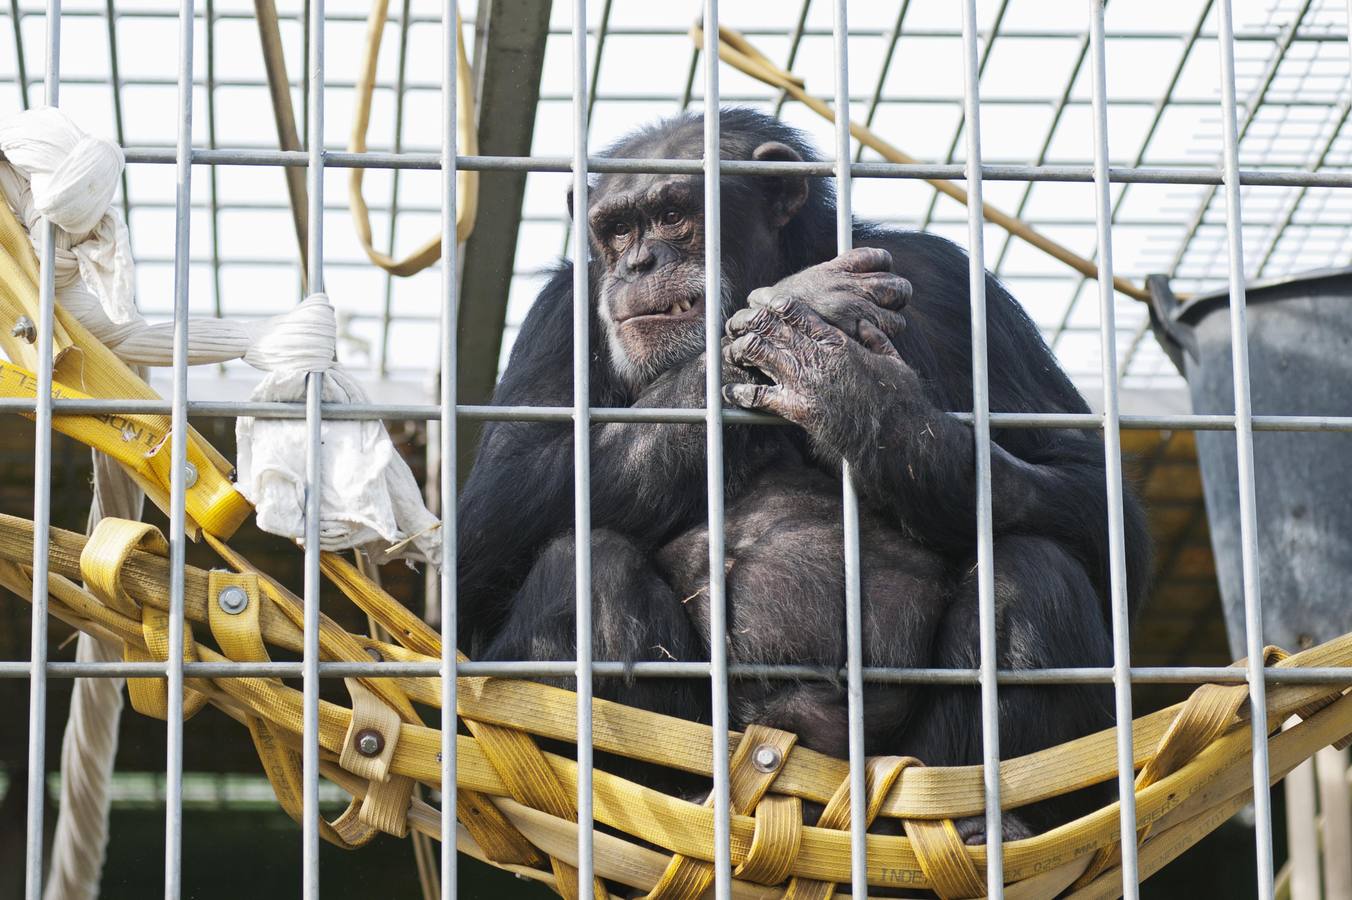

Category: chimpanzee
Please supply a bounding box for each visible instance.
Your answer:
[457,108,1151,839]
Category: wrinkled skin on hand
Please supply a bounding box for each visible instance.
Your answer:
[744,246,910,356]
[722,247,917,451]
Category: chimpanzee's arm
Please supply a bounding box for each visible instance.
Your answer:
[458,265,768,641]
[722,285,1150,607]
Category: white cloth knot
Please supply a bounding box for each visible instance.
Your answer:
[0,107,124,236]
[244,293,337,372]
[0,107,137,324]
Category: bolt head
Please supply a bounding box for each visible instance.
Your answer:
[751,744,783,774]
[10,316,35,344]
[183,462,198,488]
[216,585,249,615]
[356,728,384,758]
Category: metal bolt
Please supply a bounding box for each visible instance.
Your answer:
[216,585,248,615]
[183,462,198,488]
[365,647,383,663]
[356,728,384,758]
[751,744,783,774]
[10,316,35,344]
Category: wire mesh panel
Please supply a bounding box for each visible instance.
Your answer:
[4,1,1352,899]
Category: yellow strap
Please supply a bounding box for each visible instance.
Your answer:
[0,360,252,538]
[125,604,209,721]
[205,568,377,848]
[347,1,478,276]
[733,794,802,886]
[80,518,168,617]
[645,724,798,899]
[905,817,986,899]
[783,756,916,900]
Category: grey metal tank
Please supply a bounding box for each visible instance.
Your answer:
[1148,268,1352,659]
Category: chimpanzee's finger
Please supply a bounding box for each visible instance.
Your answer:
[724,332,793,378]
[721,382,806,423]
[757,294,844,345]
[866,303,907,337]
[855,272,913,310]
[857,320,901,359]
[727,304,818,356]
[829,246,894,274]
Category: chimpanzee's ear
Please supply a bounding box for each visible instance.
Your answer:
[752,141,809,228]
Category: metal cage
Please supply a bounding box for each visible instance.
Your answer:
[5,1,1352,898]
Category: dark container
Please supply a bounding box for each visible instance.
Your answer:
[1148,269,1352,659]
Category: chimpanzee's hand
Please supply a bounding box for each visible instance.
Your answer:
[747,247,911,359]
[721,291,916,437]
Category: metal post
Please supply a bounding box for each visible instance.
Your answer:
[440,3,460,897]
[302,0,326,892]
[701,5,732,898]
[23,0,59,895]
[830,0,867,895]
[162,0,198,891]
[1215,2,1275,897]
[958,1,1004,894]
[1087,1,1141,895]
[569,0,595,891]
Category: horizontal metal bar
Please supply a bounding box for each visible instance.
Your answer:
[6,397,1352,433]
[114,147,1352,188]
[5,7,1346,42]
[3,659,1351,685]
[27,71,1336,113]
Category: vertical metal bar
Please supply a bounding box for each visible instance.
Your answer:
[1165,0,1312,280]
[919,0,1008,235]
[204,0,224,321]
[560,0,613,268]
[8,0,29,109]
[771,0,812,118]
[957,1,1004,894]
[1081,1,1215,370]
[1346,0,1352,74]
[702,5,732,897]
[1086,2,1140,896]
[853,0,910,163]
[378,0,413,378]
[302,0,325,891]
[162,0,196,891]
[164,0,196,889]
[103,0,130,223]
[1215,3,1274,897]
[440,3,459,898]
[23,0,59,895]
[830,1,867,896]
[570,0,595,891]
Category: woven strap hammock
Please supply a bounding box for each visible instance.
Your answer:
[2,510,1352,900]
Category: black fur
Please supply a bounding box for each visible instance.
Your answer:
[457,109,1151,838]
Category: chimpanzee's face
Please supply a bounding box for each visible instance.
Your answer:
[588,173,719,388]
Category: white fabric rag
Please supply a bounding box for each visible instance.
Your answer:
[236,297,443,566]
[0,106,442,565]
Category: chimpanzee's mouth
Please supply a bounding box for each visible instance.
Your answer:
[620,296,704,324]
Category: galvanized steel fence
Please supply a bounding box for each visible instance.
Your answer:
[5,2,1351,899]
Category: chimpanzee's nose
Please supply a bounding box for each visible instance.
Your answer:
[627,242,656,274]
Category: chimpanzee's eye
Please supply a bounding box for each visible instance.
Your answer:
[660,208,683,226]
[610,222,632,238]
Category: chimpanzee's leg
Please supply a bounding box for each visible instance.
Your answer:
[901,535,1116,842]
[480,528,710,726]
